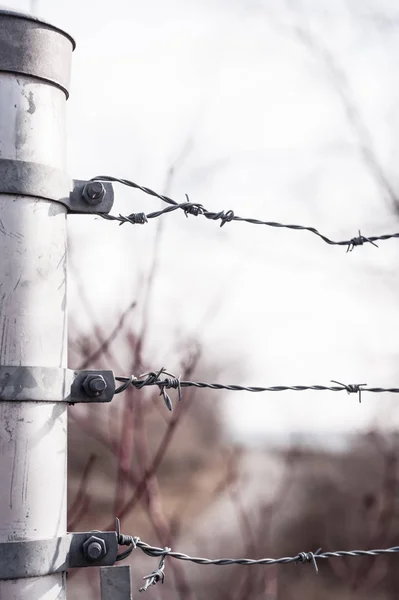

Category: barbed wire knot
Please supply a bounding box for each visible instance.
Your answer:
[346,230,378,253]
[140,548,171,592]
[160,373,182,410]
[120,212,148,226]
[117,532,140,549]
[205,209,235,227]
[134,369,181,410]
[331,380,367,403]
[219,209,235,227]
[183,194,205,217]
[115,517,141,561]
[297,548,322,573]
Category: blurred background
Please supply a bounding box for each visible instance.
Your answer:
[7,0,399,597]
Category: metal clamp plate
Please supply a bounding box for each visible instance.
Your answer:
[0,159,71,203]
[69,179,114,214]
[0,159,114,213]
[0,367,115,404]
[0,531,119,580]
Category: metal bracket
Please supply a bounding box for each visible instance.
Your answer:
[0,366,115,404]
[101,565,132,600]
[68,179,114,214]
[0,159,114,214]
[0,531,119,580]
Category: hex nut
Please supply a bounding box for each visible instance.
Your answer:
[82,374,107,397]
[82,181,106,205]
[83,535,107,561]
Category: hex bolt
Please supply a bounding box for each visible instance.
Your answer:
[82,181,106,205]
[82,374,107,397]
[83,535,107,561]
[87,541,103,560]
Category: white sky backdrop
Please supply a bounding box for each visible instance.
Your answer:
[6,0,399,446]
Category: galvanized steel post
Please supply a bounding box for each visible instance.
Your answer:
[0,10,74,599]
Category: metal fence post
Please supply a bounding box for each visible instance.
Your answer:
[0,10,74,599]
[100,565,133,600]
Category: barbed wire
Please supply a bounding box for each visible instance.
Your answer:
[115,519,399,592]
[113,369,399,410]
[92,175,399,251]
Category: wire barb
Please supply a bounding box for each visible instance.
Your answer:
[100,212,148,226]
[115,368,182,410]
[346,230,379,253]
[331,381,367,403]
[183,194,204,217]
[91,175,399,250]
[297,548,322,573]
[140,548,171,592]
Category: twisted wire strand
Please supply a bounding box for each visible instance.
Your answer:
[115,528,399,591]
[133,539,399,566]
[91,175,399,250]
[114,370,399,409]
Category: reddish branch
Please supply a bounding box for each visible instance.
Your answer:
[68,453,97,530]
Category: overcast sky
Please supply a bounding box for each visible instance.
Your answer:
[6,0,399,446]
